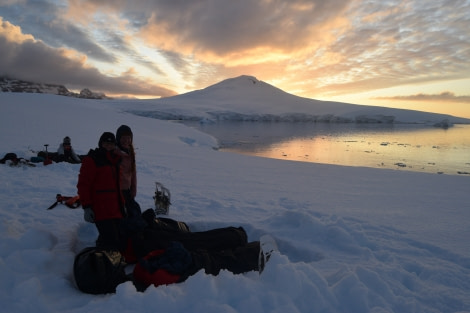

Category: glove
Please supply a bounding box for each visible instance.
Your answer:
[83,206,95,223]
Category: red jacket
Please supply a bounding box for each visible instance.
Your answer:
[133,250,181,288]
[77,148,125,221]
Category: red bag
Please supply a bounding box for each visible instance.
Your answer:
[133,250,181,288]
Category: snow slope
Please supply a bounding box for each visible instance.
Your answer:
[0,92,469,313]
[117,75,470,124]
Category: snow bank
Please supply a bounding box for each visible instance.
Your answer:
[0,92,469,313]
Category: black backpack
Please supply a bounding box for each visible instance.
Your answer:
[73,247,129,294]
[0,152,18,164]
[141,209,190,233]
[155,217,190,232]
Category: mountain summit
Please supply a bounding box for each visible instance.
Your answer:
[134,75,468,124]
[176,75,307,104]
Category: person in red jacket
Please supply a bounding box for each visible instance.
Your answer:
[77,132,127,251]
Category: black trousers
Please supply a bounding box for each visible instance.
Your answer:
[132,226,250,258]
[134,226,260,279]
[97,216,260,279]
[189,241,260,276]
[122,189,142,218]
[95,219,127,251]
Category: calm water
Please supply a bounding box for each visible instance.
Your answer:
[187,122,470,176]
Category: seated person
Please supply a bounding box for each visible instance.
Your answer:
[57,136,81,163]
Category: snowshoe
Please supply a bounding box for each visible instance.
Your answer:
[154,182,171,215]
[259,234,278,274]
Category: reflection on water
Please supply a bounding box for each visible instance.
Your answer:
[185,122,470,175]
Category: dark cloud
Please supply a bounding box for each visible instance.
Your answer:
[373,92,470,103]
[0,27,176,97]
[288,0,470,97]
[48,22,117,63]
[133,58,166,77]
[0,1,117,63]
[70,0,350,55]
[143,0,350,54]
[159,50,191,73]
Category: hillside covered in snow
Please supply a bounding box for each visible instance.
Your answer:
[116,75,470,125]
[2,75,469,125]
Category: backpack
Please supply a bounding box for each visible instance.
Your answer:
[132,242,193,291]
[155,217,191,232]
[0,153,36,167]
[0,152,18,164]
[120,210,191,264]
[73,247,129,294]
[141,208,190,232]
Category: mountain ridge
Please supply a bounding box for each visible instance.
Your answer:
[0,76,110,99]
[2,75,468,124]
[132,75,469,125]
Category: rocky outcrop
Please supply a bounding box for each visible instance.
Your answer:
[0,77,110,99]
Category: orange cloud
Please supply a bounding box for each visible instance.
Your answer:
[0,17,34,43]
[374,92,470,103]
[0,18,177,98]
[137,2,351,66]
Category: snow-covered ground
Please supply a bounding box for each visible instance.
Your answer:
[0,89,469,313]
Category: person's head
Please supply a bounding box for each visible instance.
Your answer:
[116,125,133,150]
[63,136,71,146]
[98,132,116,151]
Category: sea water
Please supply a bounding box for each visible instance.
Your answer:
[187,122,470,176]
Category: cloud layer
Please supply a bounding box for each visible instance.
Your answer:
[0,0,469,103]
[375,92,470,103]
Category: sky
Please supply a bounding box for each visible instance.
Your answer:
[1,0,470,118]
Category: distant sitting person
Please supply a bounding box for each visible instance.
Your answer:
[57,136,81,163]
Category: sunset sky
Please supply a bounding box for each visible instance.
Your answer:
[1,0,469,118]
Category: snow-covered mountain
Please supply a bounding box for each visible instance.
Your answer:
[0,77,110,99]
[122,75,470,125]
[2,75,468,124]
